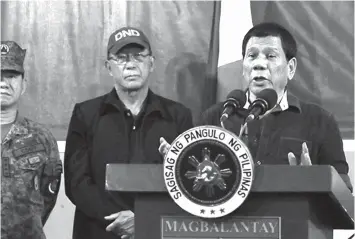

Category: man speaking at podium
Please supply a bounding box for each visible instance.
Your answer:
[200,22,352,191]
[159,22,353,192]
[64,27,193,239]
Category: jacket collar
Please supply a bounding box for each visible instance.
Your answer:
[100,88,171,120]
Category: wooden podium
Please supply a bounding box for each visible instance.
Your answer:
[106,165,354,239]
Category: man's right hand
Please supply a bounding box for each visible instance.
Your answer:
[158,137,171,158]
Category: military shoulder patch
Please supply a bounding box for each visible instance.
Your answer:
[1,44,9,55]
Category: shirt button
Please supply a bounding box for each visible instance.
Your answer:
[126,112,131,117]
[132,125,136,130]
[256,161,262,165]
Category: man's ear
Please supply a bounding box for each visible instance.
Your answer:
[287,57,297,80]
[105,60,113,76]
[21,76,27,95]
[149,56,155,72]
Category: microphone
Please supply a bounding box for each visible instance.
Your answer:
[246,88,277,123]
[220,90,247,123]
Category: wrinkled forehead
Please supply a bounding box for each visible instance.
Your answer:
[245,36,283,51]
[116,43,149,55]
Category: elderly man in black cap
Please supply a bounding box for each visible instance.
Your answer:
[1,41,62,239]
[64,27,193,239]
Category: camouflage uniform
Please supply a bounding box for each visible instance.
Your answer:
[1,116,62,239]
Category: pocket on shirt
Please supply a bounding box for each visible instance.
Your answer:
[17,155,46,206]
[277,137,312,164]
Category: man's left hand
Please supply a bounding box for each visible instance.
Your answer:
[105,210,134,238]
[288,142,312,166]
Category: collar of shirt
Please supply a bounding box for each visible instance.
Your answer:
[2,115,29,144]
[243,89,301,117]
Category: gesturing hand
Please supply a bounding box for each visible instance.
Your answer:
[288,142,312,166]
[158,137,171,158]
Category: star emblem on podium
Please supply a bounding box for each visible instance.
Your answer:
[184,148,232,197]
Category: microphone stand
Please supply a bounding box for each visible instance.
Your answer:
[220,112,248,142]
[220,120,226,129]
[221,117,248,144]
[238,122,248,144]
[238,122,248,138]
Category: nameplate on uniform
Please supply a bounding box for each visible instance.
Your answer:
[13,143,45,158]
[161,216,281,239]
[28,156,41,165]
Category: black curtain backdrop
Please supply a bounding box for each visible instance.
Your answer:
[217,1,354,139]
[1,1,353,139]
[1,1,219,140]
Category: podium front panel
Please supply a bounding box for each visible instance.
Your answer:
[134,193,338,239]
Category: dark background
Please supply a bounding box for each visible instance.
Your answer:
[1,1,353,140]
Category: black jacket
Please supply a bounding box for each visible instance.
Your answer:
[64,89,193,239]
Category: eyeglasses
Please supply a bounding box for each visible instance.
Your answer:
[108,53,151,64]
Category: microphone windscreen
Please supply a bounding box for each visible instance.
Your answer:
[226,90,247,108]
[256,88,278,109]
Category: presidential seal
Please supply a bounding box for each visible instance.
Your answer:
[163,125,254,218]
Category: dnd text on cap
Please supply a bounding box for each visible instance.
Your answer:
[107,27,151,55]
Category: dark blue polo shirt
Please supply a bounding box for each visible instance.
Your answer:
[198,93,352,191]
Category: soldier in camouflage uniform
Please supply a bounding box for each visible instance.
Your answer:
[1,41,63,239]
